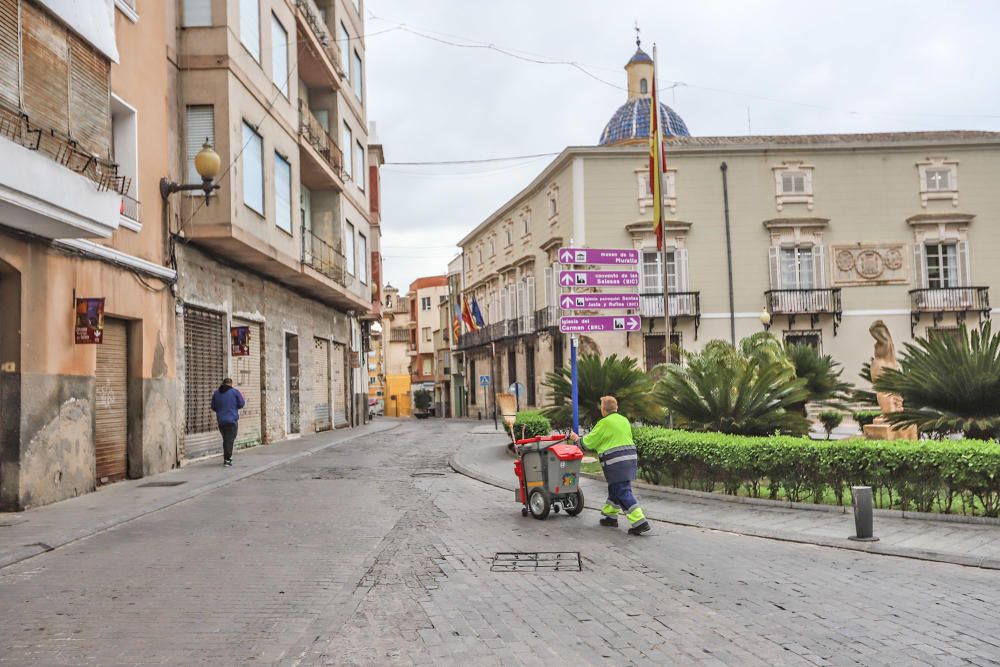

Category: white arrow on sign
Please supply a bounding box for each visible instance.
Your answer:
[627,317,639,330]
[561,295,575,309]
[560,250,573,263]
[560,273,574,285]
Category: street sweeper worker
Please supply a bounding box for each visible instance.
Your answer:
[570,395,651,536]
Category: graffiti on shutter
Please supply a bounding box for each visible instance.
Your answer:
[233,320,262,449]
[95,318,127,483]
[313,338,331,431]
[332,342,347,426]
[183,307,224,460]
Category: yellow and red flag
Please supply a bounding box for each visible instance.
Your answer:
[461,296,477,332]
[649,54,666,252]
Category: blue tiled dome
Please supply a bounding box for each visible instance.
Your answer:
[599,97,690,145]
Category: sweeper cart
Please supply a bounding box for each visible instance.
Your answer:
[513,435,585,519]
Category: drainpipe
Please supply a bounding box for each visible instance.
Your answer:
[721,162,736,346]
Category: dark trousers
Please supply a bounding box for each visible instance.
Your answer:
[219,422,238,460]
[607,480,639,512]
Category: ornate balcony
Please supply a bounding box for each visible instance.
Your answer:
[534,306,559,331]
[639,292,702,339]
[909,287,991,335]
[301,225,348,287]
[765,288,843,335]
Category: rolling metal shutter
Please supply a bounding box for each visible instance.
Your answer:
[95,318,127,484]
[313,338,331,432]
[233,319,262,449]
[332,342,347,426]
[0,0,19,110]
[183,307,224,460]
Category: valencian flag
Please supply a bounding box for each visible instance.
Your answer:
[649,47,666,251]
[461,296,477,331]
[453,302,463,339]
[470,296,486,329]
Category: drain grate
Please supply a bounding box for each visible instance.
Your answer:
[410,471,445,477]
[491,552,582,572]
[137,481,187,488]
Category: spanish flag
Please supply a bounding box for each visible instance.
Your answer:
[649,49,666,252]
[461,296,477,332]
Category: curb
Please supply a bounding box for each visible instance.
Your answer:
[449,449,1000,571]
[1,422,400,571]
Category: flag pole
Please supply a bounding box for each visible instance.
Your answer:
[653,43,672,366]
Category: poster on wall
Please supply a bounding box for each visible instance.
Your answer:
[231,326,251,356]
[74,298,105,344]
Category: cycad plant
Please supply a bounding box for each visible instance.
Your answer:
[873,322,1000,440]
[655,339,810,436]
[541,354,660,429]
[784,343,852,413]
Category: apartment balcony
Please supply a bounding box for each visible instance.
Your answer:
[293,0,345,87]
[534,306,559,331]
[298,100,345,190]
[765,288,843,335]
[639,292,702,339]
[909,286,991,335]
[0,105,124,239]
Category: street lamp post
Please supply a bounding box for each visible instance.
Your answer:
[160,140,222,205]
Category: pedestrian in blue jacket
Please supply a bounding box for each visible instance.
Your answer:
[211,378,245,467]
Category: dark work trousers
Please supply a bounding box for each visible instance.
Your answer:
[219,422,238,460]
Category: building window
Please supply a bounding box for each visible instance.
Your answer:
[637,168,677,215]
[422,358,432,375]
[112,96,139,227]
[925,168,951,191]
[345,221,356,275]
[355,140,365,190]
[548,191,559,218]
[640,250,678,293]
[488,238,496,257]
[342,123,353,179]
[521,211,531,236]
[339,22,350,75]
[784,330,822,350]
[773,162,814,211]
[640,78,648,94]
[477,248,483,264]
[271,14,288,96]
[274,152,292,233]
[505,228,512,247]
[781,171,807,194]
[182,0,211,26]
[353,50,363,100]
[916,159,959,207]
[928,328,963,345]
[239,0,260,62]
[925,243,959,289]
[358,233,368,284]
[242,122,263,214]
[186,106,214,185]
[779,246,816,289]
[421,296,432,311]
[422,327,431,342]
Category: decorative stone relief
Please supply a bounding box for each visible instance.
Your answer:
[831,244,907,286]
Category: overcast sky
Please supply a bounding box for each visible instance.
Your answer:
[364,0,1000,291]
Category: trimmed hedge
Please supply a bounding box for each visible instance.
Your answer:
[512,411,552,440]
[853,410,881,428]
[633,427,1000,517]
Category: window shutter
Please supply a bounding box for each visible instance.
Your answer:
[185,106,214,183]
[0,0,19,110]
[768,246,780,289]
[21,2,70,135]
[543,266,553,307]
[813,245,827,288]
[675,249,689,292]
[516,280,526,319]
[69,34,111,159]
[183,0,212,26]
[526,276,535,314]
[913,244,928,289]
[957,240,971,287]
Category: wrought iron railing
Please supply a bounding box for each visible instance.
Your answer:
[638,292,700,319]
[909,287,991,335]
[301,225,348,286]
[534,306,559,331]
[765,288,843,335]
[294,0,346,78]
[297,99,344,175]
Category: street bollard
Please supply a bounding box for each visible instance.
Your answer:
[848,485,879,542]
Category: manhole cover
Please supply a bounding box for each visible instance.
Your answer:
[491,552,582,572]
[137,481,187,488]
[410,472,445,477]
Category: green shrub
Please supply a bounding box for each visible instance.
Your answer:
[818,411,843,439]
[632,427,1000,516]
[413,389,432,412]
[542,354,660,429]
[512,411,551,440]
[853,410,881,428]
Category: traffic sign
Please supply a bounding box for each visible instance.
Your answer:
[558,247,639,266]
[479,374,491,387]
[560,316,641,333]
[559,293,640,311]
[558,270,640,288]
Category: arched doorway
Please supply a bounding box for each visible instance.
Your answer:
[0,258,21,510]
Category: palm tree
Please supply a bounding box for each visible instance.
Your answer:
[655,339,811,436]
[784,343,852,413]
[541,354,660,429]
[874,322,1000,440]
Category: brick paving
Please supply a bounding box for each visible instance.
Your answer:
[1,420,999,665]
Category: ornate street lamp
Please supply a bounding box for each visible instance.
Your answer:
[159,140,221,205]
[759,307,772,331]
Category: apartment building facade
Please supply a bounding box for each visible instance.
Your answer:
[455,44,1000,413]
[172,0,378,457]
[381,283,411,416]
[408,275,447,413]
[0,0,180,509]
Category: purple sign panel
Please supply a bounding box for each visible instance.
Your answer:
[560,316,642,333]
[558,247,639,265]
[559,293,640,310]
[558,270,640,288]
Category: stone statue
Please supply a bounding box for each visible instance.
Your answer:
[863,320,918,440]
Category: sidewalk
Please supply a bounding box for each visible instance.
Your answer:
[451,431,1000,570]
[0,420,399,570]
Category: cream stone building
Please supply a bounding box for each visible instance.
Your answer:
[455,42,999,413]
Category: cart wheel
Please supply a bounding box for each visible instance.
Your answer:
[565,490,585,516]
[521,507,528,517]
[528,489,551,520]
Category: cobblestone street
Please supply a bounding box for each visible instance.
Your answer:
[2,420,1000,666]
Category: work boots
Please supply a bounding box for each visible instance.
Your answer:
[599,516,619,527]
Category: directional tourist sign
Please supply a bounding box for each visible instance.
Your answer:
[560,316,641,333]
[559,270,640,288]
[558,247,639,266]
[559,293,640,310]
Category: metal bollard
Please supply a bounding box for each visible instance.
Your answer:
[848,486,879,542]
